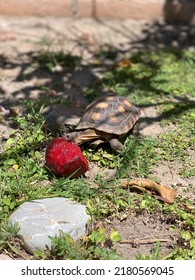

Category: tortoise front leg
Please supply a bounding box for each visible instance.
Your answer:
[109,138,124,152]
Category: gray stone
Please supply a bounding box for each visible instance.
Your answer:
[9,197,90,254]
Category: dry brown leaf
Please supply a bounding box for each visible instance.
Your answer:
[9,107,20,117]
[113,59,132,69]
[186,205,195,210]
[120,179,176,204]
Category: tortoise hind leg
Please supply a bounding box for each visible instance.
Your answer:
[109,138,124,152]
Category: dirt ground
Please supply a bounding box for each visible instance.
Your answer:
[0,17,194,260]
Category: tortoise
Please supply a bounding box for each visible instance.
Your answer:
[65,94,141,152]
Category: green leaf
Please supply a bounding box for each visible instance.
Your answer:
[117,199,127,207]
[107,249,119,260]
[9,202,16,210]
[180,230,191,241]
[34,151,41,159]
[110,229,122,242]
[93,155,100,161]
[94,246,101,256]
[190,112,195,118]
[3,205,9,212]
[89,229,106,243]
[140,200,147,208]
[8,242,21,255]
[6,138,15,145]
[2,198,11,206]
[189,239,195,249]
[169,225,176,231]
[4,159,16,165]
[37,134,44,142]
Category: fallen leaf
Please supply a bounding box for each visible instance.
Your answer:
[113,59,132,69]
[120,179,176,204]
[186,205,195,210]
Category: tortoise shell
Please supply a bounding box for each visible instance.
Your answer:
[76,95,140,135]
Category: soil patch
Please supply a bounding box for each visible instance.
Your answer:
[108,211,180,259]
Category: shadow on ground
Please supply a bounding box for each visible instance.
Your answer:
[0,13,194,128]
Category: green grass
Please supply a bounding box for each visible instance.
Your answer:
[35,51,82,72]
[0,48,194,260]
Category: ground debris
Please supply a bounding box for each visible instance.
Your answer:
[119,179,176,204]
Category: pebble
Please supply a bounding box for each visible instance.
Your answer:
[9,197,90,254]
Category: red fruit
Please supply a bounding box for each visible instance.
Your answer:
[45,138,88,178]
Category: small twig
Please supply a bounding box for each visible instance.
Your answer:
[167,164,174,180]
[134,233,178,240]
[186,204,195,210]
[120,238,170,245]
[6,242,30,260]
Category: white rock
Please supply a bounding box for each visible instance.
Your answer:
[9,197,90,254]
